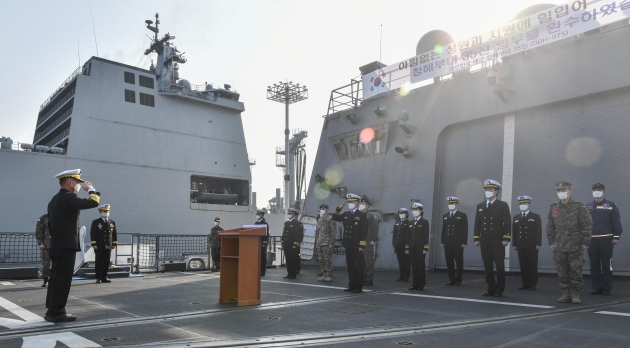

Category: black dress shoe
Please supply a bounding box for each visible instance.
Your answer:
[494,292,503,297]
[409,287,418,290]
[590,289,603,295]
[603,290,611,295]
[102,278,112,283]
[287,276,296,279]
[283,275,290,278]
[45,314,77,322]
[364,281,373,286]
[95,279,102,284]
[396,278,403,281]
[41,282,48,288]
[529,287,536,290]
[417,288,424,291]
[343,288,354,292]
[353,288,363,293]
[446,281,455,286]
[482,291,495,297]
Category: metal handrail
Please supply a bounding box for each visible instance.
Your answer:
[40,67,81,111]
[37,88,76,128]
[34,108,73,143]
[45,128,70,148]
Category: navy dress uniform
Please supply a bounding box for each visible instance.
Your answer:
[46,169,100,322]
[407,202,429,291]
[586,183,622,295]
[512,196,542,290]
[90,204,118,283]
[255,209,270,276]
[332,193,369,292]
[392,208,411,281]
[281,208,303,279]
[210,217,223,271]
[441,196,468,285]
[474,179,511,297]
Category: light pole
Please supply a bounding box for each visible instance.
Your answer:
[267,82,308,213]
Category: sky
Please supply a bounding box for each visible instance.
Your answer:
[0,0,551,206]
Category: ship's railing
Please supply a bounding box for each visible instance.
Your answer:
[34,107,73,143]
[45,128,70,148]
[40,67,82,112]
[325,78,362,118]
[37,88,76,128]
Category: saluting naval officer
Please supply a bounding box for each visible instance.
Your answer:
[360,195,380,286]
[512,196,542,290]
[46,169,100,322]
[392,208,411,282]
[406,202,429,291]
[36,213,52,287]
[281,208,303,279]
[441,196,468,286]
[90,204,117,283]
[332,193,368,293]
[586,183,622,295]
[548,182,592,304]
[210,217,223,272]
[474,179,511,297]
[255,209,270,276]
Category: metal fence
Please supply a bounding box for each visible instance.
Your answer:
[0,233,41,263]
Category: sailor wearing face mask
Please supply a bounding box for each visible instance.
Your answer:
[281,208,303,279]
[547,182,592,304]
[90,204,117,284]
[254,209,270,276]
[441,196,468,286]
[360,195,380,286]
[315,204,337,282]
[406,202,429,291]
[210,217,223,272]
[586,183,622,295]
[512,196,542,290]
[332,193,368,293]
[474,179,511,297]
[392,208,411,282]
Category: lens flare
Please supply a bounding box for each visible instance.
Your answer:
[324,165,344,186]
[434,44,444,54]
[565,136,601,167]
[399,82,411,97]
[314,185,331,199]
[359,128,375,144]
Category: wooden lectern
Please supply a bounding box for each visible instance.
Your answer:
[218,226,267,306]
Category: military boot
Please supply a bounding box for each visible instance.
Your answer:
[317,276,325,282]
[557,288,572,303]
[570,289,582,304]
[323,276,332,282]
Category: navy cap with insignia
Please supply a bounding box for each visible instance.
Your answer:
[346,193,361,201]
[319,203,329,209]
[361,195,372,205]
[592,183,605,190]
[288,208,299,215]
[256,208,266,215]
[98,204,110,211]
[447,196,460,204]
[517,196,532,204]
[411,202,423,209]
[55,169,84,182]
[484,179,502,190]
[556,181,572,190]
[398,207,409,214]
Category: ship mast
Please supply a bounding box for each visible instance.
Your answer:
[143,13,187,92]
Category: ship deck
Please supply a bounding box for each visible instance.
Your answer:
[1,268,630,347]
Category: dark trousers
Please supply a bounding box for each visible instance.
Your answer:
[588,238,614,291]
[94,248,111,280]
[444,244,464,283]
[409,248,426,289]
[480,241,505,293]
[284,245,299,277]
[46,248,76,316]
[261,249,267,276]
[345,247,365,290]
[517,247,539,288]
[394,245,410,280]
[211,247,221,270]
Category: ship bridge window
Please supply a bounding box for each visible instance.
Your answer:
[139,75,154,89]
[329,124,389,162]
[124,71,135,84]
[124,90,135,103]
[140,93,155,107]
[190,175,249,206]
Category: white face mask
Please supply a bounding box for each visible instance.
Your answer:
[74,182,82,193]
[448,204,456,211]
[593,191,604,198]
[519,204,528,211]
[348,203,356,210]
[412,210,421,217]
[359,204,366,211]
[399,214,406,220]
[557,191,569,200]
[256,215,262,220]
[319,210,326,216]
[214,221,219,226]
[485,191,494,199]
[100,212,109,218]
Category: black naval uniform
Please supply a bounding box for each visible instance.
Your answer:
[210,225,223,271]
[512,211,542,289]
[46,188,100,317]
[474,199,511,295]
[407,217,429,290]
[90,217,118,281]
[281,219,303,278]
[441,210,468,284]
[255,218,270,276]
[392,219,411,281]
[332,208,368,291]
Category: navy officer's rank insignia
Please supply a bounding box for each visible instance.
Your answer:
[98,224,102,229]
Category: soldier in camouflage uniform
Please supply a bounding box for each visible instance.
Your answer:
[36,214,51,287]
[360,196,380,286]
[316,204,337,282]
[547,182,592,304]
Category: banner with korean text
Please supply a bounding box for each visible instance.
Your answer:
[363,0,630,99]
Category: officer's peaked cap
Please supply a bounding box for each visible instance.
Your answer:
[55,169,84,182]
[517,196,532,204]
[288,208,299,215]
[346,193,361,201]
[256,208,266,215]
[447,196,460,203]
[411,202,423,209]
[484,179,502,190]
[398,207,409,214]
[98,204,110,211]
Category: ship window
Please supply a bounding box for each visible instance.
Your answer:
[139,93,155,107]
[190,175,249,206]
[139,75,154,89]
[124,71,135,84]
[124,89,135,103]
[329,123,389,162]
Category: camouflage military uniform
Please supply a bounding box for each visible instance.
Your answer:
[362,211,380,283]
[210,225,223,271]
[547,198,592,291]
[35,214,51,279]
[316,215,337,280]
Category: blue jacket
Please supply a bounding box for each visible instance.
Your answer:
[586,198,622,240]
